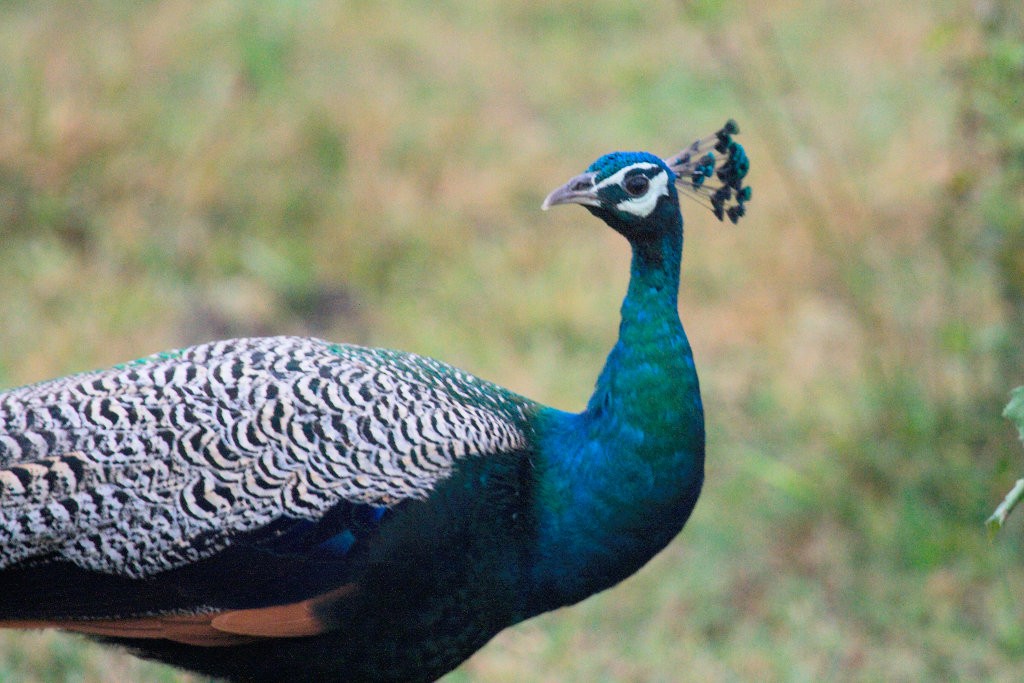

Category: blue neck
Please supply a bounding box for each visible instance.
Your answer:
[524,211,705,616]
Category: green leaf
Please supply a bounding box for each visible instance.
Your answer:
[1003,386,1024,442]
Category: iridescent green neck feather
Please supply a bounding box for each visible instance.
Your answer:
[525,122,748,615]
[526,154,704,615]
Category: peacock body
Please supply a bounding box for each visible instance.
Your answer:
[0,122,749,682]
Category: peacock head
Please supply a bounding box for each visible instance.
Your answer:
[542,120,751,240]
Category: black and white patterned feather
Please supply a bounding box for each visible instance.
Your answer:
[0,336,534,578]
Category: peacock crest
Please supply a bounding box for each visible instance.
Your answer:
[665,119,751,223]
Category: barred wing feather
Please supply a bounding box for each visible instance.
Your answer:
[0,336,533,578]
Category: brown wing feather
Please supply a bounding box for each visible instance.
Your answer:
[0,614,259,647]
[0,584,355,647]
[210,584,354,638]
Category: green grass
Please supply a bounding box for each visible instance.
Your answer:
[2,0,1023,680]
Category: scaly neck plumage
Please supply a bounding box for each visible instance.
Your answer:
[586,221,686,421]
[524,210,705,616]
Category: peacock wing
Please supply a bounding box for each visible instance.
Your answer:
[0,336,535,622]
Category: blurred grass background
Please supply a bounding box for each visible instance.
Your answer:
[1,0,1023,680]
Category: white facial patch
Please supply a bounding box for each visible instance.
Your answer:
[594,163,671,218]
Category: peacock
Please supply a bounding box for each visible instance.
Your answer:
[0,121,749,682]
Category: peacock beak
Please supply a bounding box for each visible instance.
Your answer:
[541,172,600,210]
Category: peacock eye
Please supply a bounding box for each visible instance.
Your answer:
[623,174,650,197]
